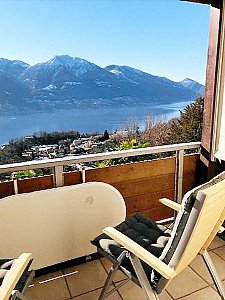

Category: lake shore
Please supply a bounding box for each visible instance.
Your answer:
[0,101,191,145]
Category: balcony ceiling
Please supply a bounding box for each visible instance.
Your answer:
[182,0,222,8]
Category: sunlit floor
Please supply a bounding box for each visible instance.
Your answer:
[26,236,225,300]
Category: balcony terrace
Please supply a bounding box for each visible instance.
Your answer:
[1,1,225,298]
[1,141,225,299]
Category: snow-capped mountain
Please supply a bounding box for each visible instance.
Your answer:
[0,71,31,113]
[0,55,205,114]
[104,65,204,101]
[180,78,205,97]
[19,55,109,89]
[0,58,29,78]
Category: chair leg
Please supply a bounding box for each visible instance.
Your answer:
[98,250,129,300]
[129,254,159,300]
[202,251,225,300]
[11,290,29,300]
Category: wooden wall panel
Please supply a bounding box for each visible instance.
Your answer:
[183,154,199,172]
[112,175,175,198]
[64,171,82,186]
[86,156,176,220]
[202,7,221,154]
[183,154,200,195]
[85,154,199,220]
[0,181,14,198]
[125,189,175,214]
[0,154,199,221]
[127,206,173,222]
[85,157,175,184]
[17,175,53,194]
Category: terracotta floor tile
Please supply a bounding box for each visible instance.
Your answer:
[100,257,127,282]
[26,271,70,300]
[177,286,221,300]
[72,286,122,299]
[159,291,174,300]
[209,237,225,250]
[212,246,225,260]
[25,249,225,300]
[115,281,146,300]
[211,279,225,293]
[190,252,225,284]
[166,267,208,299]
[115,280,173,300]
[64,260,108,297]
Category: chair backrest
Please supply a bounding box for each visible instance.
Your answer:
[175,178,225,274]
[0,253,32,300]
[156,173,225,292]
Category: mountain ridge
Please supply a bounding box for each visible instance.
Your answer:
[0,55,204,115]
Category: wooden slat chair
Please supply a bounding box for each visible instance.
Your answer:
[92,173,225,300]
[0,253,34,300]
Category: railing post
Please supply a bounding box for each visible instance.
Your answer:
[82,166,86,183]
[13,179,18,195]
[175,149,184,204]
[53,165,64,187]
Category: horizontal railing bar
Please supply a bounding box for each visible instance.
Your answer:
[0,142,201,174]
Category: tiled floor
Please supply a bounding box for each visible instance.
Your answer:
[26,236,225,300]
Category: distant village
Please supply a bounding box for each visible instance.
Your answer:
[0,97,203,182]
[20,130,119,169]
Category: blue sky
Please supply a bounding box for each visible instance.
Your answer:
[0,0,210,84]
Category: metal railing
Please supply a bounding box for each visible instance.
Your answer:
[0,142,201,202]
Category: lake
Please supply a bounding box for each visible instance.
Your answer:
[0,101,191,145]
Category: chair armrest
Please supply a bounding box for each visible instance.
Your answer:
[103,227,176,279]
[0,253,32,300]
[159,198,181,212]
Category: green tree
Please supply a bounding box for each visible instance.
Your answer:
[167,97,204,144]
